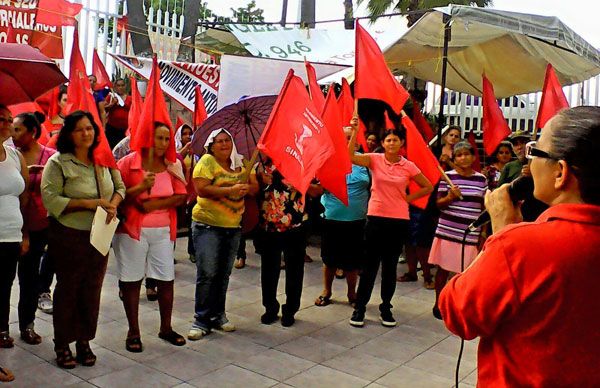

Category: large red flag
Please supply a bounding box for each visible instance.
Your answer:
[131,56,177,163]
[36,0,83,27]
[482,75,511,156]
[403,115,441,209]
[412,100,435,142]
[338,78,368,151]
[467,130,482,172]
[535,64,569,130]
[258,70,334,197]
[316,87,351,205]
[305,61,326,114]
[92,49,113,91]
[193,86,208,130]
[355,21,409,115]
[127,76,143,137]
[66,30,116,168]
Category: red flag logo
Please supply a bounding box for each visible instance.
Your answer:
[258,70,334,197]
[535,64,569,130]
[482,75,511,156]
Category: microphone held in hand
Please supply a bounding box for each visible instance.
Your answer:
[468,176,534,231]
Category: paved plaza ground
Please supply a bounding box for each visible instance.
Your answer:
[3,238,478,387]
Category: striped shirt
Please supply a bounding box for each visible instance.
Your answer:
[435,170,487,245]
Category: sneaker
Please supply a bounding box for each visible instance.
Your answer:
[187,327,209,340]
[380,311,397,327]
[215,321,236,332]
[349,309,365,327]
[38,293,53,314]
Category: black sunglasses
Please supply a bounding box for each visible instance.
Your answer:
[525,141,557,160]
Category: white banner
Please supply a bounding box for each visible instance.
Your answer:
[224,20,407,66]
[218,55,348,109]
[111,54,220,114]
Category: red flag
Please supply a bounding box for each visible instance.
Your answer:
[403,115,441,209]
[131,56,177,163]
[412,100,435,142]
[482,75,511,156]
[258,70,334,197]
[305,61,326,114]
[175,115,186,131]
[316,87,351,205]
[338,78,368,151]
[92,49,113,90]
[127,76,143,137]
[467,130,482,172]
[36,0,83,27]
[355,21,409,115]
[193,86,208,130]
[384,110,395,130]
[66,29,116,168]
[535,64,569,130]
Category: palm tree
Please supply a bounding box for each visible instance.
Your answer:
[358,0,491,27]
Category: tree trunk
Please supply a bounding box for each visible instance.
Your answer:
[343,0,354,29]
[177,0,202,62]
[126,0,153,57]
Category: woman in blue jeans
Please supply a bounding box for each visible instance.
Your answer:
[188,129,258,340]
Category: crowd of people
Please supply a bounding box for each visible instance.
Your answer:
[1,77,599,385]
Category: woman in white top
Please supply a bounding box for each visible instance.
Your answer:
[0,105,29,349]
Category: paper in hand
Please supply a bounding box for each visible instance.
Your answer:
[90,206,120,256]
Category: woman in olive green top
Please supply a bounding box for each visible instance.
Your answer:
[41,111,125,369]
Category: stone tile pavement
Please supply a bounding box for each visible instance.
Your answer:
[3,238,478,387]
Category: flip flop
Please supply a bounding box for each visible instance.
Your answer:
[0,367,14,382]
[314,295,332,307]
[158,330,186,346]
[125,336,143,353]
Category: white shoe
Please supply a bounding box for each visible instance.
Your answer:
[187,327,209,340]
[38,293,53,314]
[216,321,236,332]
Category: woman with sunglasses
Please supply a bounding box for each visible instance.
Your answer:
[439,106,600,386]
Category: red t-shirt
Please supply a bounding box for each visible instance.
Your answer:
[106,94,132,130]
[439,204,600,387]
[367,153,421,219]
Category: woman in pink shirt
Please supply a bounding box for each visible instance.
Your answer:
[114,123,187,352]
[347,117,433,328]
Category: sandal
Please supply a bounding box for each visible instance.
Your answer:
[234,258,246,269]
[146,287,158,302]
[125,336,143,353]
[158,330,186,346]
[0,366,14,382]
[55,346,77,369]
[314,295,332,307]
[335,269,345,279]
[20,328,42,345]
[397,272,418,282]
[75,341,96,366]
[0,331,14,348]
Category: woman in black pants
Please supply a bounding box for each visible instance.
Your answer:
[347,117,433,327]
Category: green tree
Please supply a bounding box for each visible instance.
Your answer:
[357,0,492,26]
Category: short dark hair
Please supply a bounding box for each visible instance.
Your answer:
[56,111,101,157]
[15,112,45,139]
[491,141,513,161]
[58,84,67,102]
[551,106,600,205]
[382,128,406,142]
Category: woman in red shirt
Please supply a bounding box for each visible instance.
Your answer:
[114,123,187,353]
[347,117,433,328]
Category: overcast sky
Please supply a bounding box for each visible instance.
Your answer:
[205,0,599,48]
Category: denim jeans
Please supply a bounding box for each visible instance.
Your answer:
[192,222,241,331]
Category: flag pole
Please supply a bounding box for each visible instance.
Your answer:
[303,56,313,101]
[436,13,452,155]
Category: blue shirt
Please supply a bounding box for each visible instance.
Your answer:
[321,164,370,221]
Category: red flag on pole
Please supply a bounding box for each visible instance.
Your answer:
[193,86,208,130]
[36,0,83,27]
[412,100,435,142]
[127,76,143,137]
[175,115,185,131]
[258,70,335,197]
[92,49,113,91]
[355,20,409,115]
[131,56,177,163]
[482,75,511,156]
[305,61,326,114]
[338,78,368,151]
[403,115,441,209]
[467,130,482,172]
[66,29,116,168]
[535,64,569,130]
[316,87,351,205]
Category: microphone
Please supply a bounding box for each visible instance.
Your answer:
[468,175,534,232]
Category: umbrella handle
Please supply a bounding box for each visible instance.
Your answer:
[240,149,260,183]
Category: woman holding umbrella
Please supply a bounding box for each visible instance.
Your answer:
[188,128,258,340]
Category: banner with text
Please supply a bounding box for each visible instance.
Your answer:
[111,54,220,115]
[0,0,64,58]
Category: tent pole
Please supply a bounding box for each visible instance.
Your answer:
[437,13,451,154]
